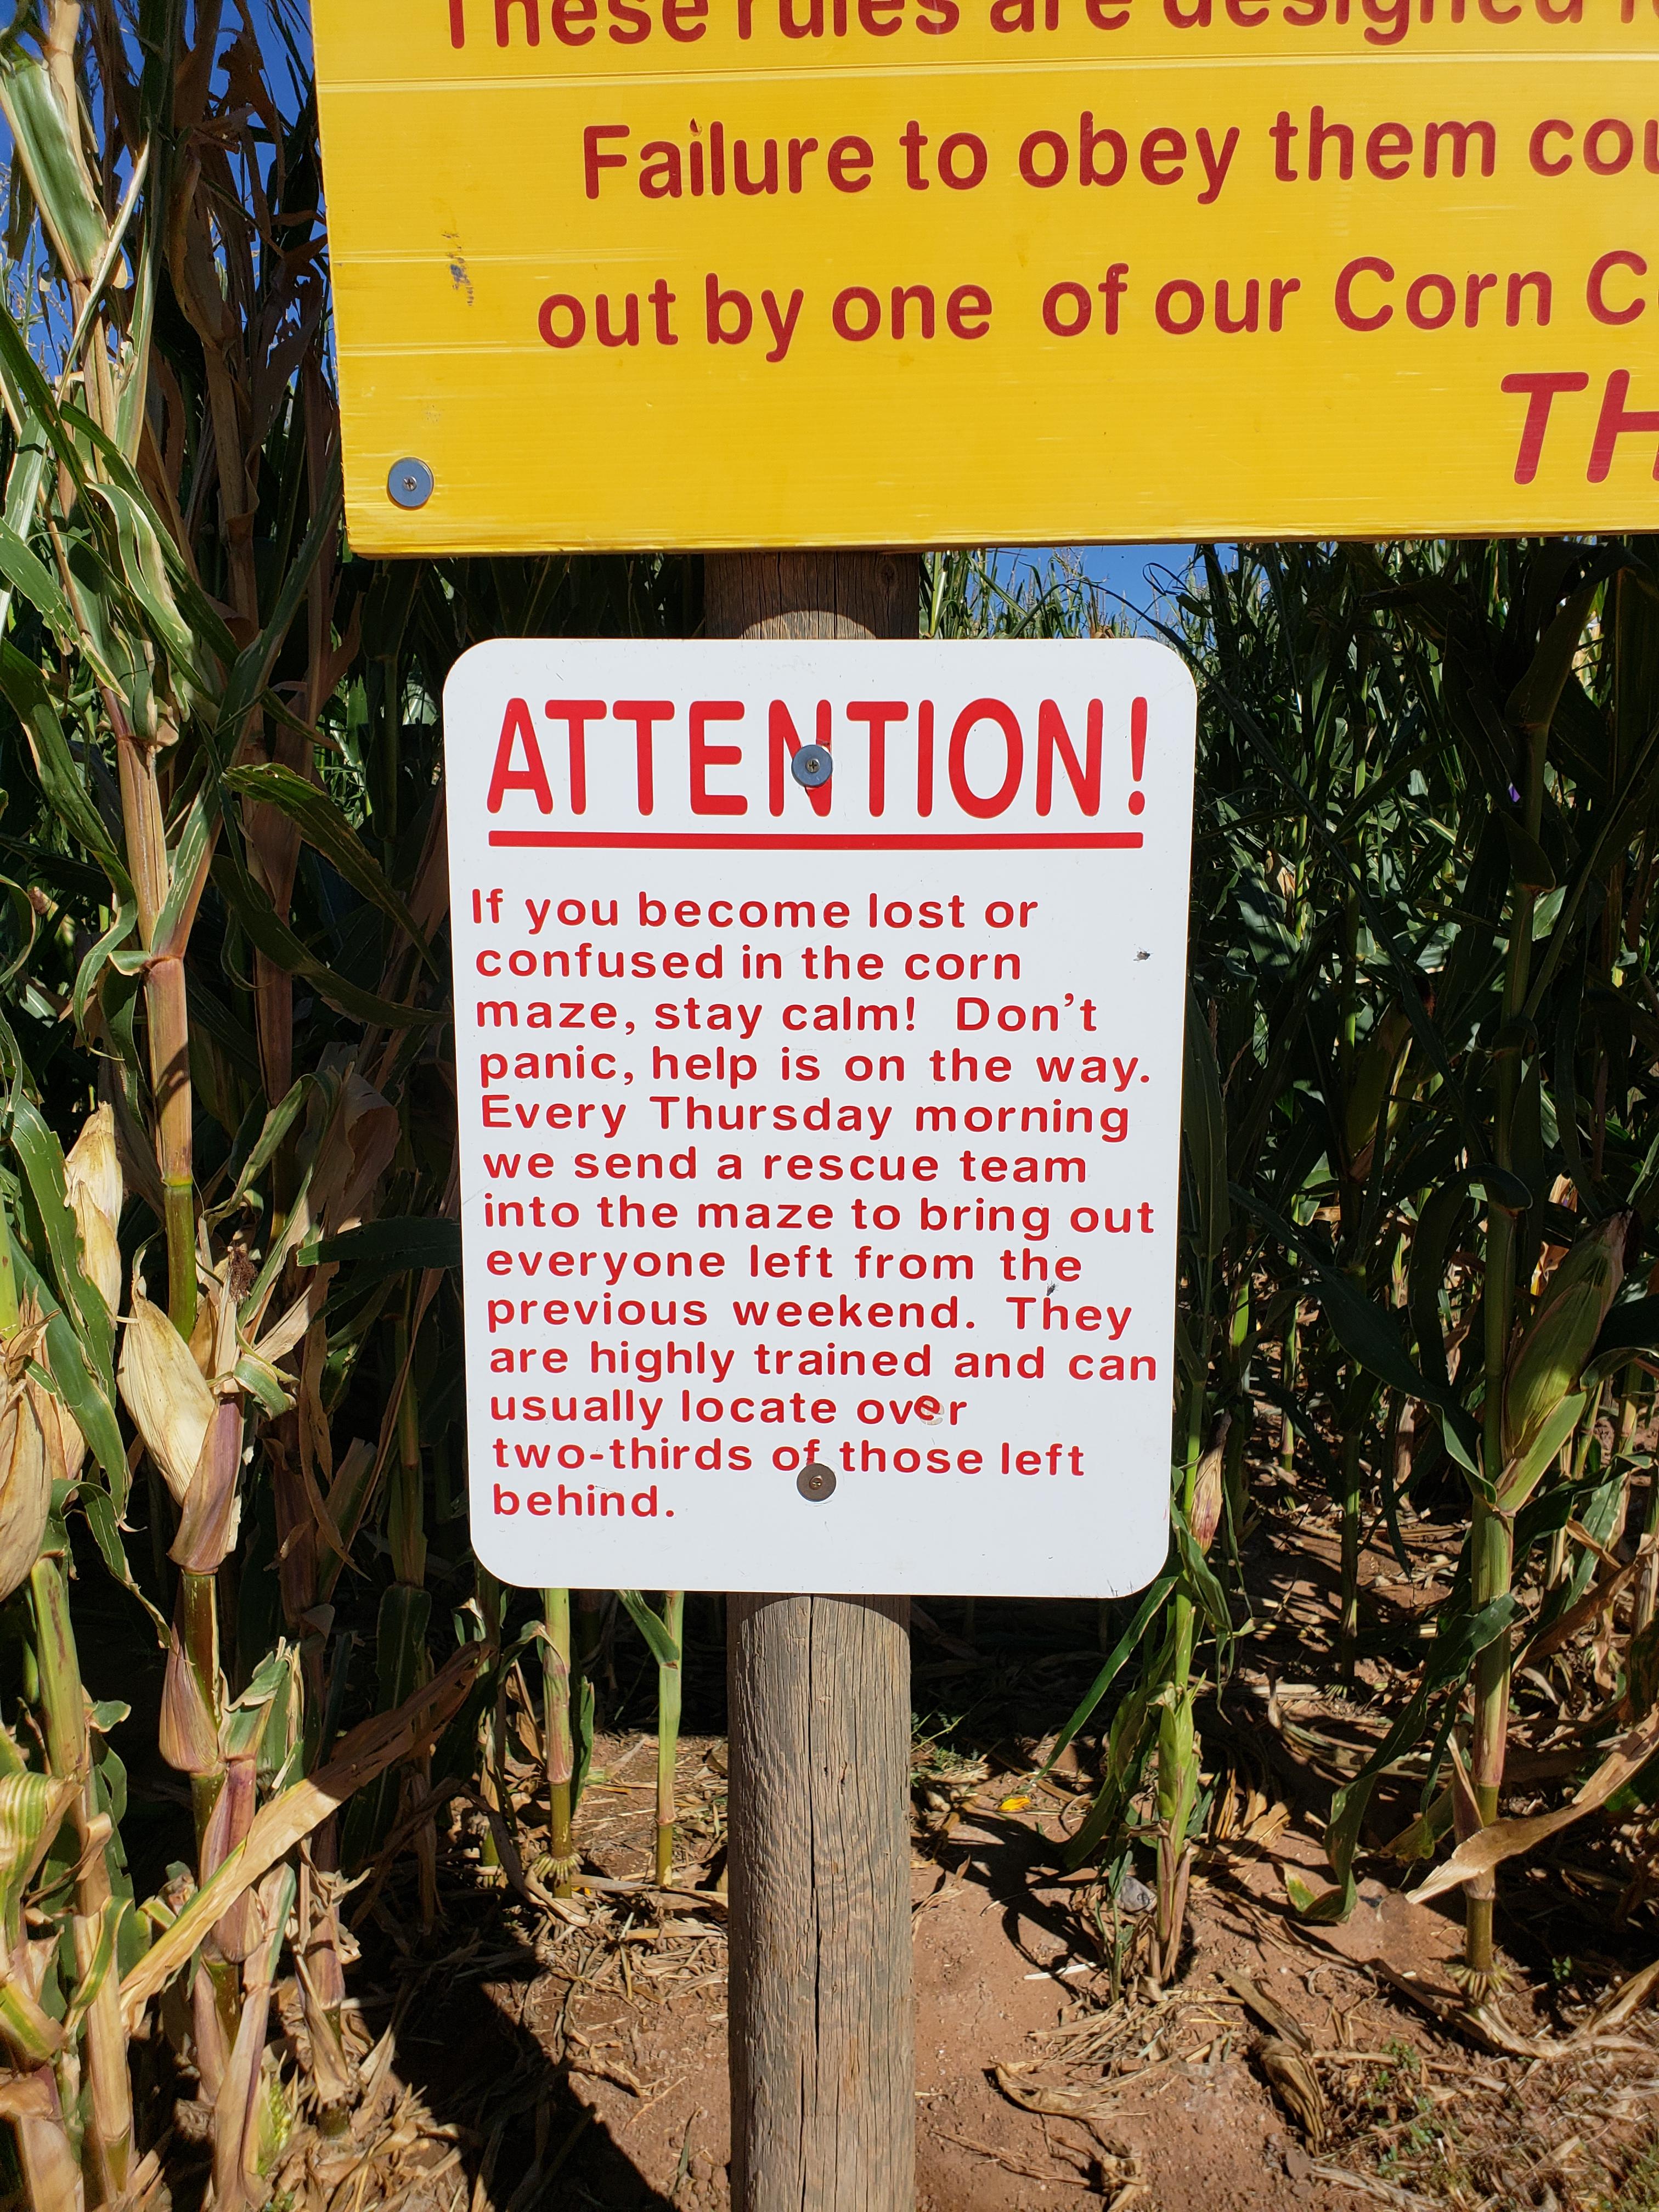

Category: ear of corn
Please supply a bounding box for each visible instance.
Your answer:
[62,1107,121,1317]
[118,1294,213,1507]
[1500,1213,1629,1500]
[0,1346,54,1604]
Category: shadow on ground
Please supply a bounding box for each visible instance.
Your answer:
[364,1886,676,2211]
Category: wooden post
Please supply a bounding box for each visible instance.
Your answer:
[708,550,918,2212]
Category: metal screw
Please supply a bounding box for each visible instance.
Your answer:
[797,1462,837,1502]
[792,744,833,789]
[387,458,435,511]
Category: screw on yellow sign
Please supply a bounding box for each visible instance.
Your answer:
[312,1,1659,552]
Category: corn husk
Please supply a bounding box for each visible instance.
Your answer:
[64,1107,122,1317]
[35,1389,84,1489]
[1502,1212,1629,1472]
[158,1626,221,1778]
[71,1203,121,1322]
[1190,1443,1225,1554]
[65,1107,122,1229]
[201,1756,260,1961]
[0,1367,55,1606]
[119,1294,214,1506]
[171,1398,244,1576]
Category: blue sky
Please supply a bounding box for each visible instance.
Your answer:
[1084,544,1195,627]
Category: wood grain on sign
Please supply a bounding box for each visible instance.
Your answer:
[314,1,1659,551]
[443,637,1195,1597]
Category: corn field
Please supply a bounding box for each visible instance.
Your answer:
[0,4,1652,2208]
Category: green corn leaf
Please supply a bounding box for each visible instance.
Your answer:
[234,1352,294,1418]
[1507,580,1603,743]
[1182,990,1229,1263]
[10,1245,127,1506]
[0,641,131,891]
[0,429,52,639]
[9,1095,114,1382]
[0,1775,77,1970]
[1551,943,1598,1214]
[61,1898,125,2039]
[148,787,217,960]
[343,1584,435,1866]
[572,1672,596,1818]
[223,1650,297,1767]
[618,1592,681,1670]
[1254,1374,1344,1495]
[1496,1391,1587,1516]
[114,216,156,464]
[217,451,344,744]
[1378,1418,1414,1579]
[209,1078,315,1227]
[1283,1869,1344,1919]
[308,1219,461,1285]
[88,481,215,693]
[1585,1294,1659,1379]
[1233,1180,1481,1475]
[1172,1501,1238,1649]
[1497,809,1556,894]
[0,54,108,281]
[239,1156,323,1340]
[1310,1594,1522,1921]
[72,893,142,1037]
[0,301,83,485]
[1407,1167,1530,1399]
[64,407,236,669]
[1155,641,1465,1128]
[1038,1570,1176,1781]
[42,1318,126,1497]
[1408,1183,1469,1394]
[0,515,76,646]
[256,1866,297,1982]
[224,763,436,971]
[1155,1687,1200,1840]
[210,832,441,1031]
[1062,1657,1166,1870]
[58,137,149,376]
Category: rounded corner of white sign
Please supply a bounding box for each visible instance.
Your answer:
[443,637,523,718]
[1111,1517,1176,1604]
[467,1517,535,1592]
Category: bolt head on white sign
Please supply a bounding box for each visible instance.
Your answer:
[445,640,1195,1598]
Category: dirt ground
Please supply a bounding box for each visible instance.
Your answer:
[313,1716,1658,2212]
[120,1488,1652,2212]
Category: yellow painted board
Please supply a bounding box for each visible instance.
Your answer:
[313,1,1659,551]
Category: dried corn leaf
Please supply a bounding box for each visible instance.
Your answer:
[993,2063,1122,2121]
[1223,1969,1310,2050]
[1258,2036,1327,2148]
[1409,1704,1659,1905]
[120,1641,482,2029]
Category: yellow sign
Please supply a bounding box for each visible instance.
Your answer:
[313,2,1659,552]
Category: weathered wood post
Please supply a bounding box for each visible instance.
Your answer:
[708,550,918,2212]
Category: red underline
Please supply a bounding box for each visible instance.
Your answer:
[487,832,1145,850]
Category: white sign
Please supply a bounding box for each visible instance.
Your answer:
[445,641,1195,1597]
